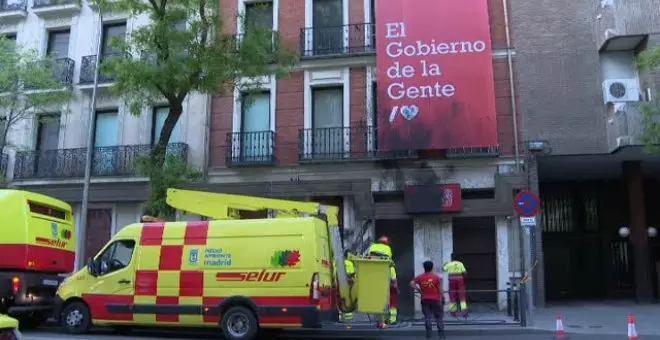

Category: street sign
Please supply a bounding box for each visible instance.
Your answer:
[513,190,540,217]
[519,216,537,227]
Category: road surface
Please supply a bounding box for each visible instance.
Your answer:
[20,328,660,339]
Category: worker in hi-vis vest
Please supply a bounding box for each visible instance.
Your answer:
[366,236,398,326]
[339,250,356,322]
[443,253,468,317]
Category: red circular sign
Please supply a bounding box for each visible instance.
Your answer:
[513,191,540,217]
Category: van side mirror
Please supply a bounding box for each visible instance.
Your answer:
[87,258,98,276]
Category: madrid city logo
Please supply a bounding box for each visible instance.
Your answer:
[389,105,419,122]
[188,248,199,265]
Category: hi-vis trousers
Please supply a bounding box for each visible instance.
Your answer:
[448,275,468,316]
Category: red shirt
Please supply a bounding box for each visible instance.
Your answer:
[415,272,442,301]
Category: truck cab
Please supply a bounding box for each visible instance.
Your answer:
[0,190,75,327]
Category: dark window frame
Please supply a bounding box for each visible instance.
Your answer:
[96,239,136,275]
[151,105,170,146]
[311,85,344,131]
[92,109,119,146]
[46,29,71,57]
[240,91,271,134]
[100,22,127,57]
[35,113,61,151]
[1,33,17,41]
[244,0,274,31]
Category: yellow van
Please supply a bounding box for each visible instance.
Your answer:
[0,190,75,327]
[55,217,336,340]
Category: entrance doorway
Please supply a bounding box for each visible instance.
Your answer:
[85,208,113,260]
[375,219,414,317]
[452,217,497,304]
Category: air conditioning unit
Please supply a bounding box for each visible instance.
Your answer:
[602,78,640,103]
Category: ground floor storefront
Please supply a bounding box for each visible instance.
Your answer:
[197,159,528,316]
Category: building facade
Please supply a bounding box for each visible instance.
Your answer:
[512,0,660,305]
[202,0,529,315]
[0,1,210,266]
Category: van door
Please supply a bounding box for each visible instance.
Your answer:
[84,239,137,322]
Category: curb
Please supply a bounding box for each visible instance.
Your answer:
[285,327,553,337]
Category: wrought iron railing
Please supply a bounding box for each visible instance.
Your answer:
[0,0,26,11]
[33,0,75,7]
[0,154,8,178]
[299,23,375,58]
[298,126,376,161]
[79,53,129,84]
[24,57,75,89]
[13,143,188,180]
[225,130,276,166]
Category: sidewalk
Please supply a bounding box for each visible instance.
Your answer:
[530,301,660,336]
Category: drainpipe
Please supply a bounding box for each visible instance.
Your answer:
[502,0,520,171]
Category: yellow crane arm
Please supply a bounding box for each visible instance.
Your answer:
[165,188,355,312]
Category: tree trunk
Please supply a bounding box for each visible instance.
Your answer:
[146,99,184,218]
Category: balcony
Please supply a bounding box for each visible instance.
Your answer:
[298,126,376,162]
[0,0,27,21]
[13,143,188,180]
[79,53,128,85]
[225,131,276,166]
[25,57,75,90]
[300,23,375,59]
[1,154,7,178]
[32,0,79,17]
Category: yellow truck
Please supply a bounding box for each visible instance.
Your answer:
[0,190,76,327]
[55,189,392,340]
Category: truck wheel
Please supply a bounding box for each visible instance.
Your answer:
[220,306,258,340]
[61,301,91,334]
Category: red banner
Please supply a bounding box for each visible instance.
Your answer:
[376,0,498,152]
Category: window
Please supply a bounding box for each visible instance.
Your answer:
[312,0,343,54]
[372,81,377,149]
[240,92,271,159]
[0,117,6,137]
[93,110,118,175]
[312,87,344,156]
[101,23,126,57]
[36,115,60,151]
[97,240,136,275]
[245,1,273,30]
[46,30,70,59]
[152,106,182,145]
[1,33,16,41]
[94,111,118,147]
[28,201,68,220]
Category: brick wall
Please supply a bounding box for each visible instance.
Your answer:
[510,0,608,155]
[209,0,522,166]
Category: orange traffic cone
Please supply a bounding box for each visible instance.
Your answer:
[554,312,567,339]
[628,314,639,340]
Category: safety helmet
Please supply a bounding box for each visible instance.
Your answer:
[378,236,390,245]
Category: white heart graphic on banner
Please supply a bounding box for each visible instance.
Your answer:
[400,105,419,120]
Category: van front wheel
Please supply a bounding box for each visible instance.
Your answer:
[220,306,258,340]
[61,301,91,334]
